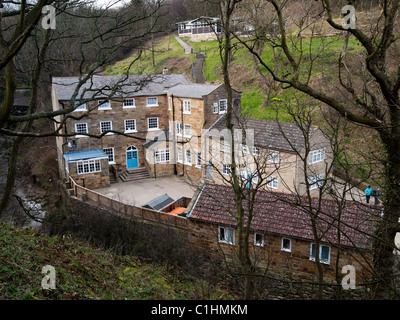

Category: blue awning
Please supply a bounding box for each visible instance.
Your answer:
[63,149,108,162]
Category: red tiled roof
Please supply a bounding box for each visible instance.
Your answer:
[189,184,380,250]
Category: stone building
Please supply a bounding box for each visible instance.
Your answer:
[203,115,332,195]
[187,183,379,283]
[51,74,239,189]
[52,74,190,188]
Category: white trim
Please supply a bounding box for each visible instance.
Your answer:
[75,123,88,138]
[281,238,291,252]
[103,147,115,164]
[218,226,235,245]
[184,124,191,138]
[147,117,159,131]
[183,100,191,114]
[100,120,113,135]
[146,97,159,107]
[73,102,87,112]
[222,164,231,175]
[124,119,137,133]
[185,149,192,166]
[309,243,331,265]
[219,99,227,114]
[309,148,325,164]
[254,233,264,247]
[155,149,170,163]
[98,100,112,110]
[267,176,278,189]
[177,146,183,163]
[123,98,136,108]
[77,159,101,175]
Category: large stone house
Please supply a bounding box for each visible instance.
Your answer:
[51,74,239,189]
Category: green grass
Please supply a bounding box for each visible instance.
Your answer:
[105,36,193,76]
[105,34,363,122]
[0,223,234,300]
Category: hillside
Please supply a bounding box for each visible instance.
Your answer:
[0,223,234,300]
[104,34,362,122]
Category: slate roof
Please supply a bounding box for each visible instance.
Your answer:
[143,194,174,210]
[189,184,380,250]
[209,115,319,153]
[63,149,109,162]
[52,74,191,101]
[166,83,222,99]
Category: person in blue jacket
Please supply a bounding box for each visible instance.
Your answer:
[365,186,372,204]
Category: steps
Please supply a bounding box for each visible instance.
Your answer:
[109,168,118,184]
[119,168,151,182]
[192,52,205,84]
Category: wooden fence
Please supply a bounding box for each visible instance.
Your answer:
[68,176,191,231]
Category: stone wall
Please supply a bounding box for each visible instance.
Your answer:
[187,219,373,285]
[67,158,110,189]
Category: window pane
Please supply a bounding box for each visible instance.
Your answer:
[321,245,330,262]
[310,243,316,259]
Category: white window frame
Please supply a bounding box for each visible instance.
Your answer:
[252,146,260,156]
[308,174,325,190]
[221,140,231,153]
[310,243,331,265]
[183,100,191,114]
[281,238,291,252]
[185,149,192,165]
[195,151,202,168]
[98,100,111,110]
[254,233,264,247]
[168,97,172,110]
[123,98,135,108]
[222,164,231,175]
[103,148,115,164]
[218,226,235,245]
[73,102,87,112]
[146,97,159,107]
[77,159,101,175]
[177,147,183,163]
[148,117,159,131]
[219,99,227,114]
[155,149,170,163]
[100,121,113,135]
[176,122,182,136]
[124,119,137,133]
[267,176,278,189]
[75,123,88,138]
[184,124,191,138]
[309,148,325,164]
[213,102,219,114]
[239,144,248,154]
[267,150,280,163]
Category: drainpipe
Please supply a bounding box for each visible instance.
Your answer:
[171,94,177,176]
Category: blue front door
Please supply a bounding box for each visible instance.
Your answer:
[126,149,138,169]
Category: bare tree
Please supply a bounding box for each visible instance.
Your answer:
[0,0,167,217]
[231,0,400,299]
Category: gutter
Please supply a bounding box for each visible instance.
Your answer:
[185,183,205,218]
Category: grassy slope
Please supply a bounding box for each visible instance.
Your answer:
[0,223,234,300]
[104,34,362,122]
[105,36,194,80]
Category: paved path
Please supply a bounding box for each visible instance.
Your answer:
[174,35,192,54]
[96,175,196,207]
